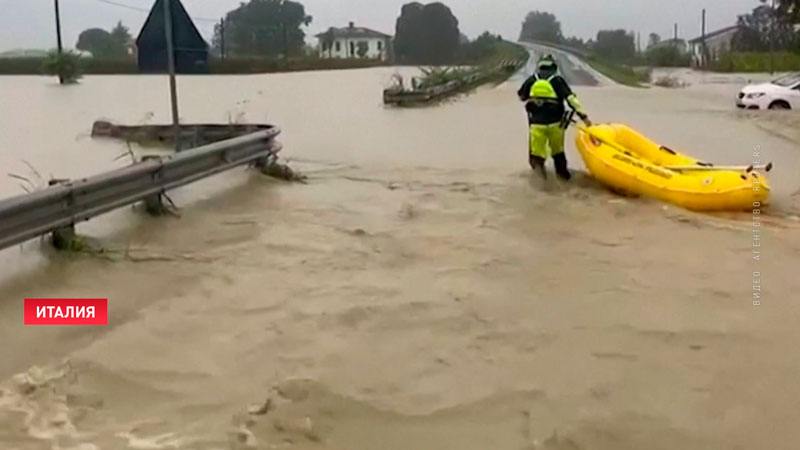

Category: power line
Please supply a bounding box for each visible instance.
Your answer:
[93,0,149,13]
[90,0,219,23]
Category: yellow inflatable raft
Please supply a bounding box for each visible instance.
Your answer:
[575,124,770,211]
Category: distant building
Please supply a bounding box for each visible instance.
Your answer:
[316,22,392,61]
[689,25,744,66]
[136,0,209,74]
[647,38,688,53]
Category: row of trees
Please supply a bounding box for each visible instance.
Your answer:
[518,12,637,62]
[73,0,495,65]
[212,0,312,58]
[212,0,474,63]
[74,0,315,59]
[76,22,133,59]
[732,0,800,52]
[519,2,800,69]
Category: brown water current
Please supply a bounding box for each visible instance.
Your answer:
[1,64,799,449]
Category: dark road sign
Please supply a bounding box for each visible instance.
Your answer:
[136,0,209,74]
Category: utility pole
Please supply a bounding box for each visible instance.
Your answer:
[770,0,776,74]
[53,0,64,84]
[163,0,181,151]
[219,18,225,60]
[701,9,707,68]
[674,23,678,43]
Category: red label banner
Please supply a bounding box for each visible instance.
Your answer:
[24,299,108,326]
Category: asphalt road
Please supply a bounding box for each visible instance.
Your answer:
[519,41,605,86]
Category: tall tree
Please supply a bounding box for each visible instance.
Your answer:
[518,11,563,44]
[733,1,797,51]
[394,2,461,64]
[212,0,312,57]
[76,21,131,58]
[77,28,125,58]
[110,21,132,51]
[776,0,800,23]
[459,31,501,61]
[593,29,636,62]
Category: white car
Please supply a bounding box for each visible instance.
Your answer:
[737,73,800,110]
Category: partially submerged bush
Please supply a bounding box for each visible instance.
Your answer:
[42,50,82,83]
[654,75,689,88]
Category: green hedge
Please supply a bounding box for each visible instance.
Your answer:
[0,56,389,76]
[208,57,387,74]
[710,52,800,72]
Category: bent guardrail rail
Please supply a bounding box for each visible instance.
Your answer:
[0,128,282,251]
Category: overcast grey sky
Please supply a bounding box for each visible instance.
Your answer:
[0,0,760,52]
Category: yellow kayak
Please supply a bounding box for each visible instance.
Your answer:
[575,124,770,211]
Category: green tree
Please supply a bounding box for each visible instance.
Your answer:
[459,31,499,62]
[519,11,563,44]
[76,28,126,58]
[110,21,132,51]
[646,45,691,67]
[593,29,636,62]
[733,1,797,51]
[394,2,461,65]
[776,0,800,23]
[212,0,312,57]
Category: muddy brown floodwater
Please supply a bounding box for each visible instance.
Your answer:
[1,62,800,450]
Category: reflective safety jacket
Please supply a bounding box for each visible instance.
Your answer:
[518,72,586,125]
[529,73,559,101]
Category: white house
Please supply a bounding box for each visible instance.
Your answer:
[316,22,392,61]
[689,25,743,67]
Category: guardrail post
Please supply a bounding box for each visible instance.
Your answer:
[48,178,77,250]
[255,147,301,181]
[52,226,78,251]
[255,151,278,172]
[141,155,166,216]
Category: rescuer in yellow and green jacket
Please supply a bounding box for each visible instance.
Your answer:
[517,54,591,180]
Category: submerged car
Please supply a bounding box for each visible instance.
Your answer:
[737,73,800,110]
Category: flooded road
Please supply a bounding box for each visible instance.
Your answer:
[520,42,607,86]
[1,63,800,450]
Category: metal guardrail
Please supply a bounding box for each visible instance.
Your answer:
[0,128,282,251]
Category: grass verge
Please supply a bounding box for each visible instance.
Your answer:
[585,56,648,88]
[710,52,800,73]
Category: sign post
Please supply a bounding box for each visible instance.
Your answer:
[54,0,64,84]
[162,0,181,150]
